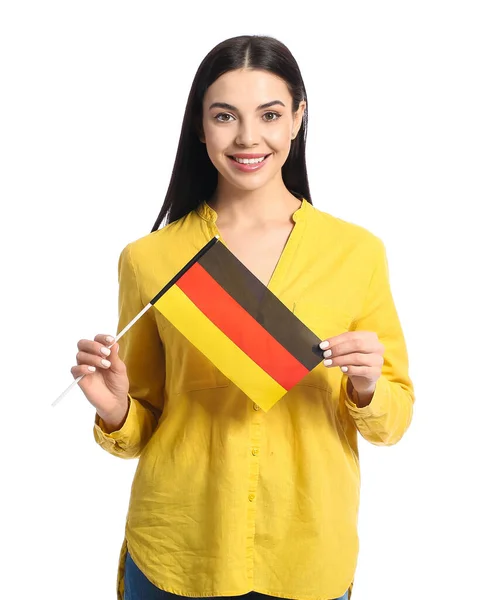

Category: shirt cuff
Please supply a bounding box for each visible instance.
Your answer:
[342,375,390,419]
[93,395,133,443]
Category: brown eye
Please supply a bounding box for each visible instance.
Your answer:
[262,111,281,122]
[215,113,235,123]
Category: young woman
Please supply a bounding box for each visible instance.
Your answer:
[73,35,415,600]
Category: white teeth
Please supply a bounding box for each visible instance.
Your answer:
[233,156,266,164]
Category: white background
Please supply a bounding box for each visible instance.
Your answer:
[1,1,496,598]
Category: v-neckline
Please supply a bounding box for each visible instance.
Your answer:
[198,199,308,295]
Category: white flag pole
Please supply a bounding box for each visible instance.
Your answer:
[51,302,153,408]
[52,235,219,408]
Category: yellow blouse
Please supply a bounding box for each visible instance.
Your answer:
[93,199,415,600]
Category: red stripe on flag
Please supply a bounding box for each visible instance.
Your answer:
[176,262,310,390]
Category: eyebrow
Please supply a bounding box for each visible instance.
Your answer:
[208,100,286,111]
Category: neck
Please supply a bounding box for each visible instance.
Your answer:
[209,174,302,225]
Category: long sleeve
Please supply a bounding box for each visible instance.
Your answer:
[93,243,166,459]
[342,237,415,446]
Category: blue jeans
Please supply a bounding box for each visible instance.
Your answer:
[124,552,349,600]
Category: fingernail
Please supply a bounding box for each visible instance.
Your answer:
[105,336,114,343]
[101,359,111,367]
[341,366,348,373]
[100,346,111,356]
[319,340,330,350]
[324,359,333,367]
[323,349,332,358]
[88,366,96,372]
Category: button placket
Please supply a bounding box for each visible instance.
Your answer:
[246,401,263,578]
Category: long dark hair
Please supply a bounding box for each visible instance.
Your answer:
[151,35,312,231]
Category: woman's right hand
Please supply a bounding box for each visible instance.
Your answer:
[71,334,130,427]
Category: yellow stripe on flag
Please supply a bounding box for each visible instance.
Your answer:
[155,285,287,411]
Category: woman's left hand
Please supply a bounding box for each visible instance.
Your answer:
[319,331,385,399]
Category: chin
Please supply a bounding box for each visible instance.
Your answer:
[230,176,272,193]
[223,167,281,192]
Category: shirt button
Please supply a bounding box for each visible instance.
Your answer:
[251,448,259,456]
[248,494,255,502]
[253,404,260,411]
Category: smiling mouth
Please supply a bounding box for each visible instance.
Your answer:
[228,154,271,165]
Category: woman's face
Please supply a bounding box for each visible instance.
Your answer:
[201,68,306,193]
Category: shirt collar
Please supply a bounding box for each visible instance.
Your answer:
[196,197,309,223]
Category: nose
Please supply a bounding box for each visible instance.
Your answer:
[235,118,259,147]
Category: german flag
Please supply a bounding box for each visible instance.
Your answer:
[151,238,323,411]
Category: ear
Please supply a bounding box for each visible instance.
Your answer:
[196,116,206,143]
[291,100,307,139]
